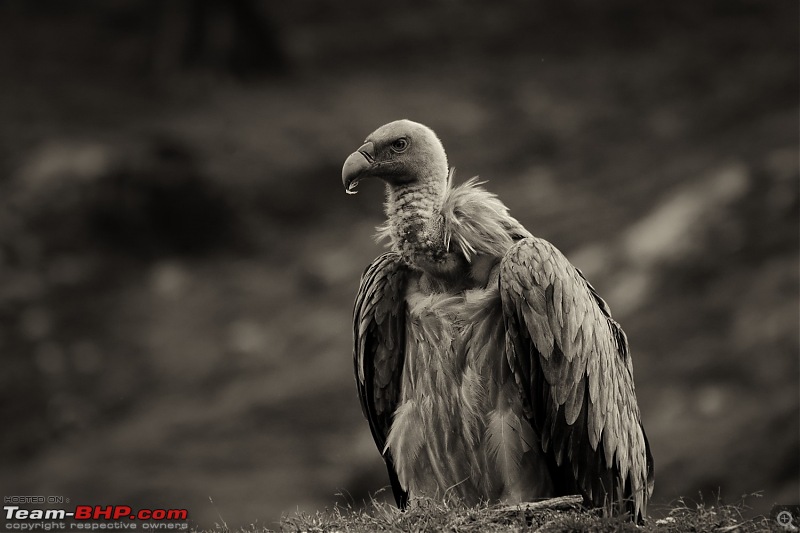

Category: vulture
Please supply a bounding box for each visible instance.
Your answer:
[342,119,653,519]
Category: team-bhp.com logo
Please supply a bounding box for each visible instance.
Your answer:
[4,500,189,531]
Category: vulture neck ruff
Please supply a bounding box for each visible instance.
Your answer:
[379,175,530,280]
[382,177,452,275]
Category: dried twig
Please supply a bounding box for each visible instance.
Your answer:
[494,495,584,514]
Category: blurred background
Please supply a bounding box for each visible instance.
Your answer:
[0,0,797,529]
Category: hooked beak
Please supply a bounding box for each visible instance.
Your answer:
[342,142,375,195]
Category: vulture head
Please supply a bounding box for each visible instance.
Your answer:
[342,120,448,198]
[342,120,469,280]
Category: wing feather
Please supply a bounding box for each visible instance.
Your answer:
[499,238,653,520]
[353,252,409,508]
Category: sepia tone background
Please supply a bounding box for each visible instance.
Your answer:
[0,0,797,529]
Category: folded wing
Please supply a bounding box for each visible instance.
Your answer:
[499,238,654,519]
[353,252,409,508]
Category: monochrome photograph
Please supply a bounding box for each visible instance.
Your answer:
[0,1,797,531]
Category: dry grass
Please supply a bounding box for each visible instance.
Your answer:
[195,494,774,532]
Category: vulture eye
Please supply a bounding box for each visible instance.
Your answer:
[390,138,409,153]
